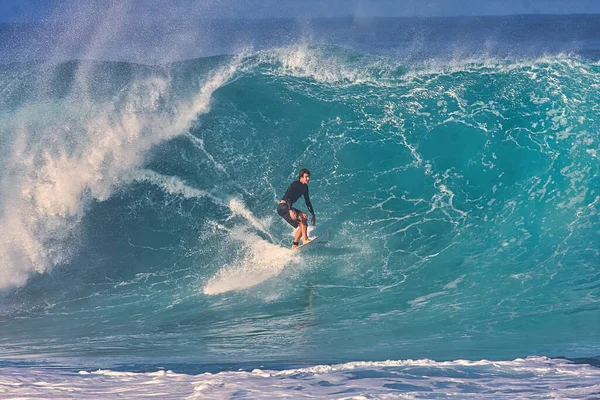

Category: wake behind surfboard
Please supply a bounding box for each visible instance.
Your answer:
[296,230,330,251]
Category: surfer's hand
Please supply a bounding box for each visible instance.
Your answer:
[290,210,297,220]
[311,214,316,226]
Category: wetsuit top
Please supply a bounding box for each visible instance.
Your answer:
[281,180,314,215]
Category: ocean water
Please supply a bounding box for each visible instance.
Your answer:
[1,15,600,399]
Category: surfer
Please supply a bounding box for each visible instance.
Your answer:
[278,168,316,249]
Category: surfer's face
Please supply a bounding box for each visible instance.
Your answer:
[300,174,310,184]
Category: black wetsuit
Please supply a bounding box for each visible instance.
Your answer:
[277,180,314,228]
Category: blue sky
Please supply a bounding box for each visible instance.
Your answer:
[2,0,600,23]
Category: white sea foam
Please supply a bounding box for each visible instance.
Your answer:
[203,227,299,295]
[1,357,599,399]
[255,44,388,85]
[255,45,592,89]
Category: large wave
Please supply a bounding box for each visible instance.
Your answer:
[0,45,599,363]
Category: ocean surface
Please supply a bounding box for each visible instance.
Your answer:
[1,14,600,398]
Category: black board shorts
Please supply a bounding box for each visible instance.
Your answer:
[278,203,301,228]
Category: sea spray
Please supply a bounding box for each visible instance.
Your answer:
[0,57,242,290]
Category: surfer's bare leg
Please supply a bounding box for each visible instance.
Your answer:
[300,213,311,244]
[292,227,302,249]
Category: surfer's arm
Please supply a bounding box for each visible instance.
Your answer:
[304,190,316,226]
[304,188,314,215]
[283,198,296,219]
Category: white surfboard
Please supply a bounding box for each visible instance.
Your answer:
[296,230,330,251]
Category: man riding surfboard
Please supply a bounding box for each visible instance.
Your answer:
[277,168,316,249]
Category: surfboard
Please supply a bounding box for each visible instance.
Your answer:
[296,230,330,251]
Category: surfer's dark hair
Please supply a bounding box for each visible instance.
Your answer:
[299,168,311,179]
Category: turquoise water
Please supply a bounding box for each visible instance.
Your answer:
[1,47,599,365]
[1,15,600,398]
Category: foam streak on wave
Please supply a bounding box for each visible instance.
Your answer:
[128,169,275,242]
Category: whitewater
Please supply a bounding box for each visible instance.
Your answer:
[1,14,600,399]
